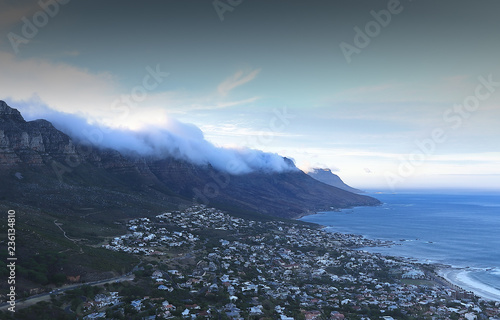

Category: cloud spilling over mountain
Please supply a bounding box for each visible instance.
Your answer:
[1,99,381,219]
[16,102,296,175]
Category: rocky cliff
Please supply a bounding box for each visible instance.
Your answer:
[0,101,79,166]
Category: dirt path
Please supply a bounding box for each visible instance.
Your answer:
[53,219,85,253]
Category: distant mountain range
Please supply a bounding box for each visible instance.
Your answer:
[307,168,363,194]
[0,100,380,219]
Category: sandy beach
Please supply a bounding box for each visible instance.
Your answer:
[438,268,500,302]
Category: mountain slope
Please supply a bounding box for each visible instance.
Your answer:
[0,100,380,219]
[307,168,363,193]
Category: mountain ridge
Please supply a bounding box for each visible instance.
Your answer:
[307,168,363,193]
[0,100,380,219]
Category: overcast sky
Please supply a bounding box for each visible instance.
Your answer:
[1,0,500,191]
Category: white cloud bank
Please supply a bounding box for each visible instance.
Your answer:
[0,51,295,174]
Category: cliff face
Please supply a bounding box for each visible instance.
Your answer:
[0,100,380,218]
[0,101,79,166]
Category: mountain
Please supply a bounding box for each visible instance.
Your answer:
[0,100,380,219]
[307,168,363,193]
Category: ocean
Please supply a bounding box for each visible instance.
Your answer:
[300,191,500,301]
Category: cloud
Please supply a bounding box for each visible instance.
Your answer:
[0,1,41,35]
[169,96,260,113]
[16,101,296,174]
[0,51,118,120]
[0,53,294,175]
[217,68,261,96]
[299,163,340,174]
[200,123,302,139]
[0,51,260,125]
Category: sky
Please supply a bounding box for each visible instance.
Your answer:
[1,0,500,191]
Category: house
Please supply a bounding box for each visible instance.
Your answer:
[83,312,106,320]
[168,269,181,276]
[330,311,345,320]
[196,310,210,318]
[67,275,81,283]
[162,300,176,311]
[152,270,163,278]
[249,305,263,315]
[303,310,321,320]
[185,304,200,310]
[209,283,219,292]
[131,299,142,311]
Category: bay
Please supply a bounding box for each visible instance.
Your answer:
[300,191,500,300]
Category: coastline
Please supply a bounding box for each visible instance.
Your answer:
[301,210,500,303]
[438,268,500,302]
[301,193,500,304]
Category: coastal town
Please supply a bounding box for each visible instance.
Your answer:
[5,205,500,319]
[90,205,499,320]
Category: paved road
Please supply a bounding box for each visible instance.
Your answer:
[0,274,134,311]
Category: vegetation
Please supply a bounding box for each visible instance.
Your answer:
[0,203,139,298]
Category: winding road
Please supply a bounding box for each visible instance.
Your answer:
[0,274,134,311]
